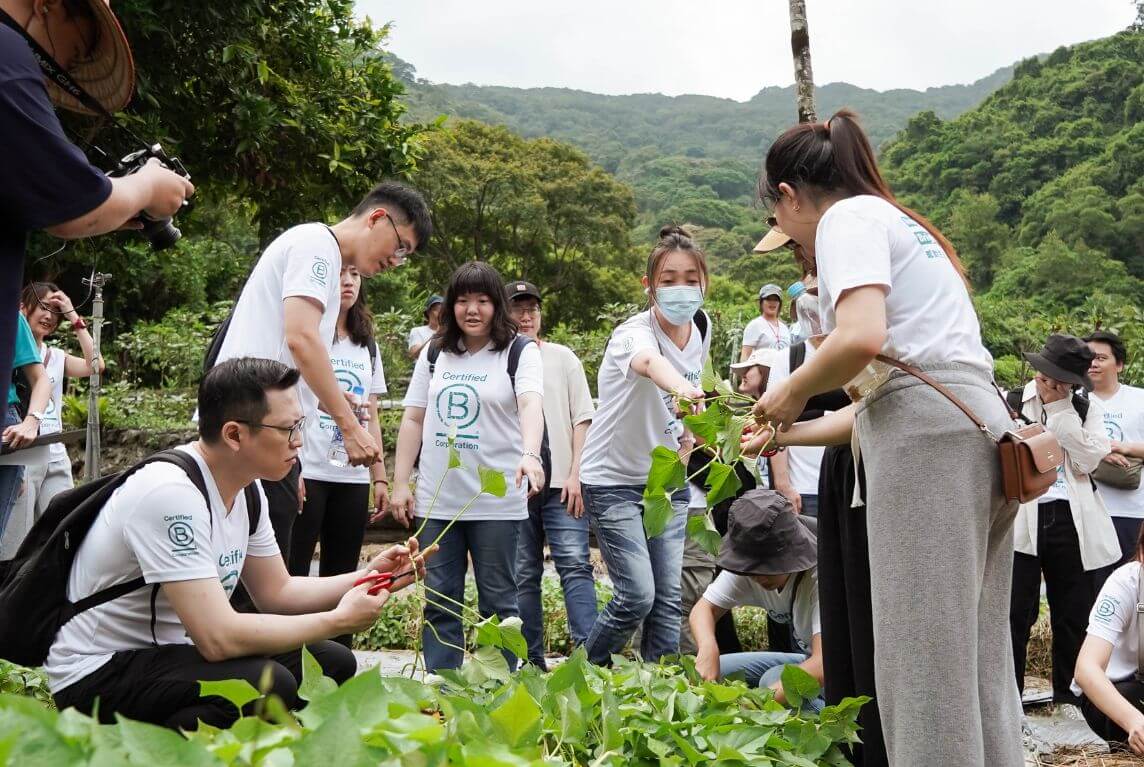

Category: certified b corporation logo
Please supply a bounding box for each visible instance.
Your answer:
[167,520,196,555]
[435,384,480,439]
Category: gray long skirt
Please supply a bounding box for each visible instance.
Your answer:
[856,363,1024,767]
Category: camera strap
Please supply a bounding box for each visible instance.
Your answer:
[0,8,117,121]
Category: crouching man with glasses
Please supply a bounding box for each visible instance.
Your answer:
[47,358,435,730]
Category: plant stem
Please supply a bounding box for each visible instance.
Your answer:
[425,489,483,550]
[412,462,454,540]
[422,615,469,656]
[422,584,484,621]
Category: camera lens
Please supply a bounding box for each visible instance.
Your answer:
[141,217,182,250]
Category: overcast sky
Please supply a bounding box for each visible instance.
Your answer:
[355,0,1137,100]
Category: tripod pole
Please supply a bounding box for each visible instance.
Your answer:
[83,273,109,481]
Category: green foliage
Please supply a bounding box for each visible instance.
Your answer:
[0,649,869,766]
[411,121,641,330]
[0,661,52,708]
[113,302,231,388]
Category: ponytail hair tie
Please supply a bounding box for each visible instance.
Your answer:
[823,118,831,135]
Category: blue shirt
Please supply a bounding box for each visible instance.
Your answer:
[9,314,40,405]
[0,26,111,408]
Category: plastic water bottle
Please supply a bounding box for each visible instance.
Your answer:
[328,386,368,468]
[788,281,822,343]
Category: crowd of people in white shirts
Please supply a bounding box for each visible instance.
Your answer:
[3,114,1144,767]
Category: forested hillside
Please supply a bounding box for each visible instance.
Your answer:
[880,30,1144,382]
[393,55,1013,291]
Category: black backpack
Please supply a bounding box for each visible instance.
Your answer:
[0,449,261,666]
[425,335,552,491]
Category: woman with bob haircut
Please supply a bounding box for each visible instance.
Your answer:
[390,261,545,672]
[748,110,1022,766]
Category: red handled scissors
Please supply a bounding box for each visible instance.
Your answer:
[353,569,413,596]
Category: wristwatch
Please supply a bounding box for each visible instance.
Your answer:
[522,450,541,460]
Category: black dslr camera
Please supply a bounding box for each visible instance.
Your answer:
[106,144,190,250]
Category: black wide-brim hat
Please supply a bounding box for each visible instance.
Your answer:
[1022,333,1095,391]
[716,489,817,576]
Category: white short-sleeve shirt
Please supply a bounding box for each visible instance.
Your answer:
[1091,385,1144,519]
[214,223,342,419]
[1071,561,1143,697]
[302,336,388,484]
[403,337,542,520]
[743,316,790,351]
[703,568,821,654]
[45,444,279,692]
[815,195,992,374]
[580,311,710,487]
[408,325,434,350]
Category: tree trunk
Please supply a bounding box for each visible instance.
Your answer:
[788,0,817,124]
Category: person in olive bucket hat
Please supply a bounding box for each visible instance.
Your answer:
[688,489,825,710]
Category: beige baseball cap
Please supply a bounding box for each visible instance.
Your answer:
[753,226,793,254]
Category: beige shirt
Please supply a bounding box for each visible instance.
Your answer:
[540,341,594,488]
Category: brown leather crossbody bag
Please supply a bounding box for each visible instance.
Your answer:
[873,355,1063,503]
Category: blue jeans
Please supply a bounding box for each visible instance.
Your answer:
[582,483,687,664]
[516,487,598,667]
[0,405,25,541]
[416,518,521,672]
[720,650,825,712]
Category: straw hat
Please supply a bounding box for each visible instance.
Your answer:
[48,0,135,115]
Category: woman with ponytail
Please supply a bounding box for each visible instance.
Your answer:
[578,226,709,664]
[749,110,1022,766]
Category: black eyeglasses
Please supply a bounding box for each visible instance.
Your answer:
[236,417,306,442]
[383,214,412,264]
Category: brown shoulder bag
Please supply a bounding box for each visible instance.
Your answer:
[874,355,1063,503]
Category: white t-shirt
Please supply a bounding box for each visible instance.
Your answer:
[214,223,342,419]
[815,195,993,374]
[45,444,278,692]
[39,344,67,460]
[1091,385,1144,519]
[403,337,543,520]
[743,316,791,351]
[1071,561,1143,697]
[766,344,825,496]
[703,567,821,654]
[408,325,434,350]
[580,311,711,487]
[302,336,388,484]
[539,341,595,489]
[1039,463,1069,503]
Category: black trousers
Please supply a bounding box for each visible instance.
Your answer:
[53,640,355,730]
[1081,678,1144,746]
[1010,500,1102,704]
[288,479,370,577]
[288,479,369,645]
[818,445,887,767]
[233,463,302,613]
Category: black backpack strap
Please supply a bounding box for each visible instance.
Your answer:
[693,310,709,344]
[506,335,535,393]
[426,340,441,377]
[1072,391,1090,422]
[65,449,213,623]
[244,481,262,535]
[367,339,378,376]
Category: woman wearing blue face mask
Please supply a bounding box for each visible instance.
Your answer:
[578,225,710,664]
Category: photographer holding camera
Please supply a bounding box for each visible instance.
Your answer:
[0,0,194,392]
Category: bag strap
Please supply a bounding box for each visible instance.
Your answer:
[426,340,441,377]
[872,354,1006,439]
[506,335,534,394]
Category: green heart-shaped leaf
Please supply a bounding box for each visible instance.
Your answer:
[642,488,675,538]
[478,464,507,497]
[647,446,686,493]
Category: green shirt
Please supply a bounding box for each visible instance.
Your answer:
[9,313,40,405]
